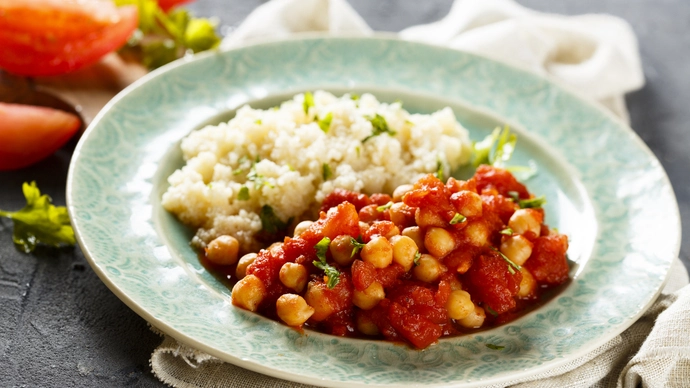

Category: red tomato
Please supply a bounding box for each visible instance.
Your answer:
[0,0,138,76]
[158,0,194,12]
[0,103,81,170]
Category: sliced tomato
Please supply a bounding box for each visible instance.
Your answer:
[0,0,138,76]
[158,0,194,12]
[0,103,81,170]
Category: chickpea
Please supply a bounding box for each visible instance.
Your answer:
[457,305,486,329]
[451,191,483,217]
[424,227,456,258]
[402,226,425,253]
[356,313,380,336]
[415,207,446,228]
[389,202,411,226]
[464,221,489,246]
[517,267,537,298]
[231,274,266,312]
[293,220,313,237]
[413,254,445,283]
[448,276,463,291]
[353,282,385,310]
[392,184,413,201]
[500,235,534,266]
[279,262,308,292]
[447,290,474,320]
[390,235,418,272]
[235,253,257,279]
[276,294,315,327]
[329,235,357,266]
[359,221,370,236]
[268,242,283,253]
[205,235,240,266]
[361,236,393,269]
[304,282,335,321]
[508,209,542,236]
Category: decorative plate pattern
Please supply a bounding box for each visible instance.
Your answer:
[67,36,680,387]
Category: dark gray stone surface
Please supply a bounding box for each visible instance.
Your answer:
[0,0,687,386]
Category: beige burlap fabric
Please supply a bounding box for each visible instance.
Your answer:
[150,259,689,388]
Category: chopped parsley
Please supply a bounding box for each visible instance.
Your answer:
[303,91,314,114]
[413,251,422,266]
[435,158,444,181]
[499,227,513,235]
[259,205,290,235]
[472,126,517,168]
[507,191,546,209]
[322,163,333,180]
[485,305,499,317]
[355,146,361,157]
[237,186,250,201]
[0,182,75,253]
[233,156,250,175]
[313,237,341,289]
[490,246,521,275]
[247,163,275,190]
[449,213,466,225]
[318,112,332,132]
[349,237,366,258]
[350,94,360,101]
[486,344,505,350]
[362,114,396,142]
[376,202,393,212]
[254,119,262,125]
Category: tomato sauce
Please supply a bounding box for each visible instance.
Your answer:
[204,166,570,349]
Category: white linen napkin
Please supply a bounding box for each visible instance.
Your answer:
[151,1,689,387]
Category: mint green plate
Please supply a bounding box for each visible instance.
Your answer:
[67,36,680,387]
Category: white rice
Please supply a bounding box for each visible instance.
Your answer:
[162,91,472,252]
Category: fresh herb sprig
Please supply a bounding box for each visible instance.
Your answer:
[115,0,221,69]
[490,246,521,275]
[313,237,341,288]
[0,182,75,253]
[362,114,396,142]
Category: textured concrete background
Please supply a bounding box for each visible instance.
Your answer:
[1,0,688,386]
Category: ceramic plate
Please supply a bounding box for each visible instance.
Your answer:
[67,36,680,387]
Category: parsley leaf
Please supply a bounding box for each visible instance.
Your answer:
[318,112,332,132]
[349,237,366,258]
[449,213,466,225]
[259,205,289,235]
[237,186,250,201]
[247,163,275,190]
[0,182,75,253]
[486,344,505,350]
[413,251,422,266]
[362,114,396,142]
[115,0,221,69]
[485,305,499,317]
[472,126,517,167]
[435,158,444,181]
[376,202,393,212]
[303,91,314,114]
[518,196,546,209]
[313,237,341,288]
[490,246,521,275]
[499,227,513,235]
[322,163,332,180]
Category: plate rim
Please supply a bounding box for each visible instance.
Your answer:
[66,34,681,387]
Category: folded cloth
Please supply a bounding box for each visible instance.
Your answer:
[151,1,684,387]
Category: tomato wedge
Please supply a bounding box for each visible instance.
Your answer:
[0,103,81,170]
[0,0,138,76]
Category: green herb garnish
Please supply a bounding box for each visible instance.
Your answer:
[449,213,466,225]
[413,251,422,266]
[0,182,75,253]
[115,0,221,69]
[435,158,444,181]
[303,91,314,114]
[318,112,332,132]
[518,196,546,209]
[254,119,262,125]
[376,202,393,212]
[322,163,333,180]
[490,246,521,275]
[350,94,360,101]
[499,227,513,235]
[233,156,250,175]
[362,114,396,142]
[259,205,290,235]
[247,163,275,190]
[349,237,366,258]
[486,343,505,350]
[237,186,250,201]
[485,305,499,317]
[472,126,517,168]
[313,237,341,289]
